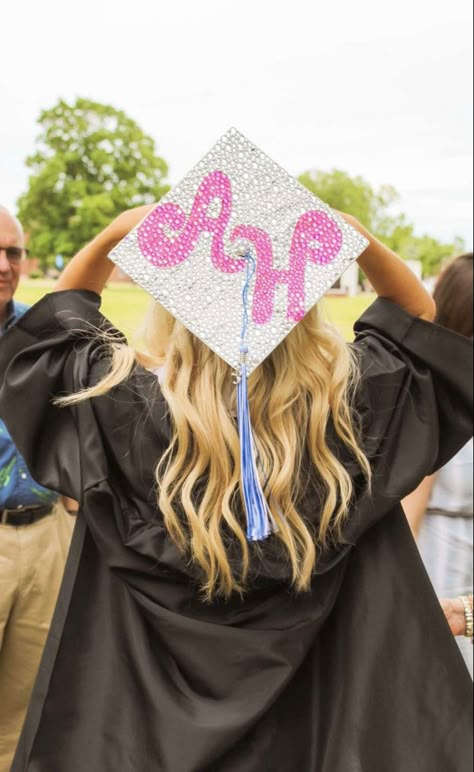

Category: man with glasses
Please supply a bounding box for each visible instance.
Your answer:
[0,206,74,770]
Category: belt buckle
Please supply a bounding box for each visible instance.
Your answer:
[0,508,21,524]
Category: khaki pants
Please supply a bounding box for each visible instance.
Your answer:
[0,503,74,771]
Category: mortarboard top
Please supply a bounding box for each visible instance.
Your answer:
[109,128,369,375]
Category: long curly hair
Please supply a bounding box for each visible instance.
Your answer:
[58,300,371,599]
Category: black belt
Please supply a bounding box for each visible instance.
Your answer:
[0,504,55,526]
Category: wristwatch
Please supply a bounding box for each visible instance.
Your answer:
[458,594,474,643]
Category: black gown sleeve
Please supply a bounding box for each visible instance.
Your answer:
[0,290,122,501]
[352,297,473,503]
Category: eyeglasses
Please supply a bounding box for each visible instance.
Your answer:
[0,246,29,265]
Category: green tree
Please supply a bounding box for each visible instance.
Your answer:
[298,169,464,276]
[18,98,169,270]
[298,168,399,233]
[386,227,465,277]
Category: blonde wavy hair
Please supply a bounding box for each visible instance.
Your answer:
[59,300,371,599]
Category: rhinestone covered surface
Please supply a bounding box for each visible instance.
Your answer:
[109,128,369,373]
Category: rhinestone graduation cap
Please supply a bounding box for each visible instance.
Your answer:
[109,128,369,541]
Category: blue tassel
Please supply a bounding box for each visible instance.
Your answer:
[235,248,275,541]
[237,351,273,541]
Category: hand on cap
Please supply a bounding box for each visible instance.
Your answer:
[54,204,157,296]
[110,204,157,245]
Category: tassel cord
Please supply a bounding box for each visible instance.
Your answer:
[236,250,274,541]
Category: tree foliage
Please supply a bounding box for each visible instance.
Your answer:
[18,98,169,269]
[299,169,464,276]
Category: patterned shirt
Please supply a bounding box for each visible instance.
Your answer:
[0,300,58,508]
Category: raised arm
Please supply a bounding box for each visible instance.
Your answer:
[58,206,436,323]
[342,215,436,321]
[55,205,154,294]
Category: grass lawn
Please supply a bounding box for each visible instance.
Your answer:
[16,280,375,343]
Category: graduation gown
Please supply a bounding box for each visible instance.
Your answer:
[0,290,472,772]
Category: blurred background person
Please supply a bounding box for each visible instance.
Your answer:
[403,253,473,676]
[0,206,74,771]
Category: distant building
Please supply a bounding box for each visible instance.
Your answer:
[20,256,41,276]
[328,262,359,296]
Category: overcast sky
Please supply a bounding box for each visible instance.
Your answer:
[2,0,472,246]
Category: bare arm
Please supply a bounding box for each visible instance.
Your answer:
[56,205,436,323]
[402,474,437,538]
[342,216,436,321]
[54,205,154,294]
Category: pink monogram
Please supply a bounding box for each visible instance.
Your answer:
[137,171,245,274]
[137,171,342,323]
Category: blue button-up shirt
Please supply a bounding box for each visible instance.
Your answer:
[0,300,58,508]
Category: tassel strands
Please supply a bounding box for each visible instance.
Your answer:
[235,251,274,541]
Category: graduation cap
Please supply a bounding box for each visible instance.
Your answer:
[109,128,369,541]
